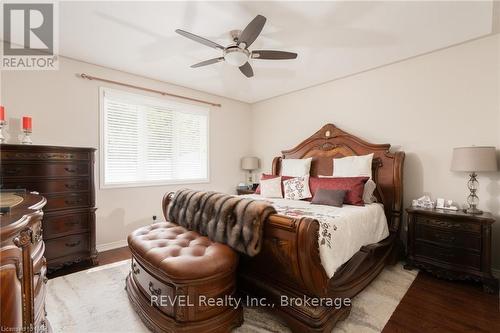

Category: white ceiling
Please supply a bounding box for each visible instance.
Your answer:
[58,1,496,103]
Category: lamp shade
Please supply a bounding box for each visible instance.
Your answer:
[451,146,497,172]
[241,156,260,170]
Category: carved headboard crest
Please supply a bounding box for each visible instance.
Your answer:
[271,123,405,234]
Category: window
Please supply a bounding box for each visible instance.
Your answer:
[100,88,209,188]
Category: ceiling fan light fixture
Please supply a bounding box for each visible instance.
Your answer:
[224,47,249,67]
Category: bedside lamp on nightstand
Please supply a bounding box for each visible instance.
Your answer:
[241,156,260,186]
[451,146,497,214]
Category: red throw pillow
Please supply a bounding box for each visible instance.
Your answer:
[309,176,369,206]
[255,174,293,194]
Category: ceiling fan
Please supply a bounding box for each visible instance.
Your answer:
[175,15,297,78]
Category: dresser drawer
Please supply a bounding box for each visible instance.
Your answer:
[415,216,480,234]
[415,242,481,270]
[1,178,90,194]
[43,211,91,239]
[415,224,481,251]
[44,234,89,260]
[131,258,175,317]
[44,192,91,211]
[1,150,90,161]
[1,163,90,178]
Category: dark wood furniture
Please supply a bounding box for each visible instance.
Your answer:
[0,192,50,332]
[126,222,243,332]
[163,123,405,332]
[405,207,498,293]
[0,144,98,272]
[236,188,256,195]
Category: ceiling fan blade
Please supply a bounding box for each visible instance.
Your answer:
[238,15,266,48]
[252,50,298,60]
[175,29,225,50]
[191,57,224,68]
[239,62,254,78]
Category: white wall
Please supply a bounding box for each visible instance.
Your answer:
[250,34,500,269]
[2,36,499,269]
[0,57,252,249]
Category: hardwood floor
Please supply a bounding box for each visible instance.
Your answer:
[383,271,500,333]
[49,247,499,332]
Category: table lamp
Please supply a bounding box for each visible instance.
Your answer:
[241,156,260,185]
[451,146,497,214]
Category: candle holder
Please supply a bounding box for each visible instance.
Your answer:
[0,120,6,143]
[21,129,32,145]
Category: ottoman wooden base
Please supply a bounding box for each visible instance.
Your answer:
[126,222,243,333]
[126,272,243,333]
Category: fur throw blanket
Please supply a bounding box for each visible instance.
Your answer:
[167,189,276,256]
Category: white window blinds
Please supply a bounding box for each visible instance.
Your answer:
[100,88,209,188]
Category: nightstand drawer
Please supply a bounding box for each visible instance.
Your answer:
[415,224,480,251]
[415,242,481,270]
[415,216,480,233]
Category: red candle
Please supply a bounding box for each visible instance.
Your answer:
[22,116,32,131]
[0,106,4,121]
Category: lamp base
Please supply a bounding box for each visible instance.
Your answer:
[466,206,483,215]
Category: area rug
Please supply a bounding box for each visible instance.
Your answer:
[46,260,417,333]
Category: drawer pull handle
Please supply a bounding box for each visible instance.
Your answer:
[65,220,81,226]
[65,240,81,247]
[65,198,83,205]
[437,251,454,259]
[64,167,77,173]
[435,234,455,243]
[132,262,140,275]
[65,183,80,189]
[149,281,161,297]
[5,168,20,175]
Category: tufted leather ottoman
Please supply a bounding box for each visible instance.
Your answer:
[125,222,243,333]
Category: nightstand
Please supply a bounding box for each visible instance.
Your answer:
[405,207,498,293]
[236,188,256,195]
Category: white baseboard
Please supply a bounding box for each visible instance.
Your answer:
[96,239,128,252]
[492,268,500,279]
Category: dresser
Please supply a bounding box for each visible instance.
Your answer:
[406,207,498,293]
[0,192,50,332]
[0,144,98,272]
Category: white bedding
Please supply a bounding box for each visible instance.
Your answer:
[243,194,389,278]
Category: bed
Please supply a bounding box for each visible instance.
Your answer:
[162,123,404,332]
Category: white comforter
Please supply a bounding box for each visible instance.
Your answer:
[243,195,389,278]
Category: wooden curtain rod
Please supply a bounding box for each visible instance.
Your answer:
[78,73,221,107]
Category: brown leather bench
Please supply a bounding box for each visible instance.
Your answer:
[126,222,243,333]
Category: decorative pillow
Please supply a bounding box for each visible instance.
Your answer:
[309,176,369,206]
[333,153,373,179]
[260,176,283,198]
[363,179,377,204]
[311,189,346,207]
[255,174,293,194]
[283,176,312,200]
[319,175,377,204]
[281,158,312,177]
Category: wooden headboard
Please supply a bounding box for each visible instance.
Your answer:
[271,123,405,234]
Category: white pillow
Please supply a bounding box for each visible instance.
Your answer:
[260,176,283,198]
[281,158,312,177]
[333,153,373,179]
[283,176,312,200]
